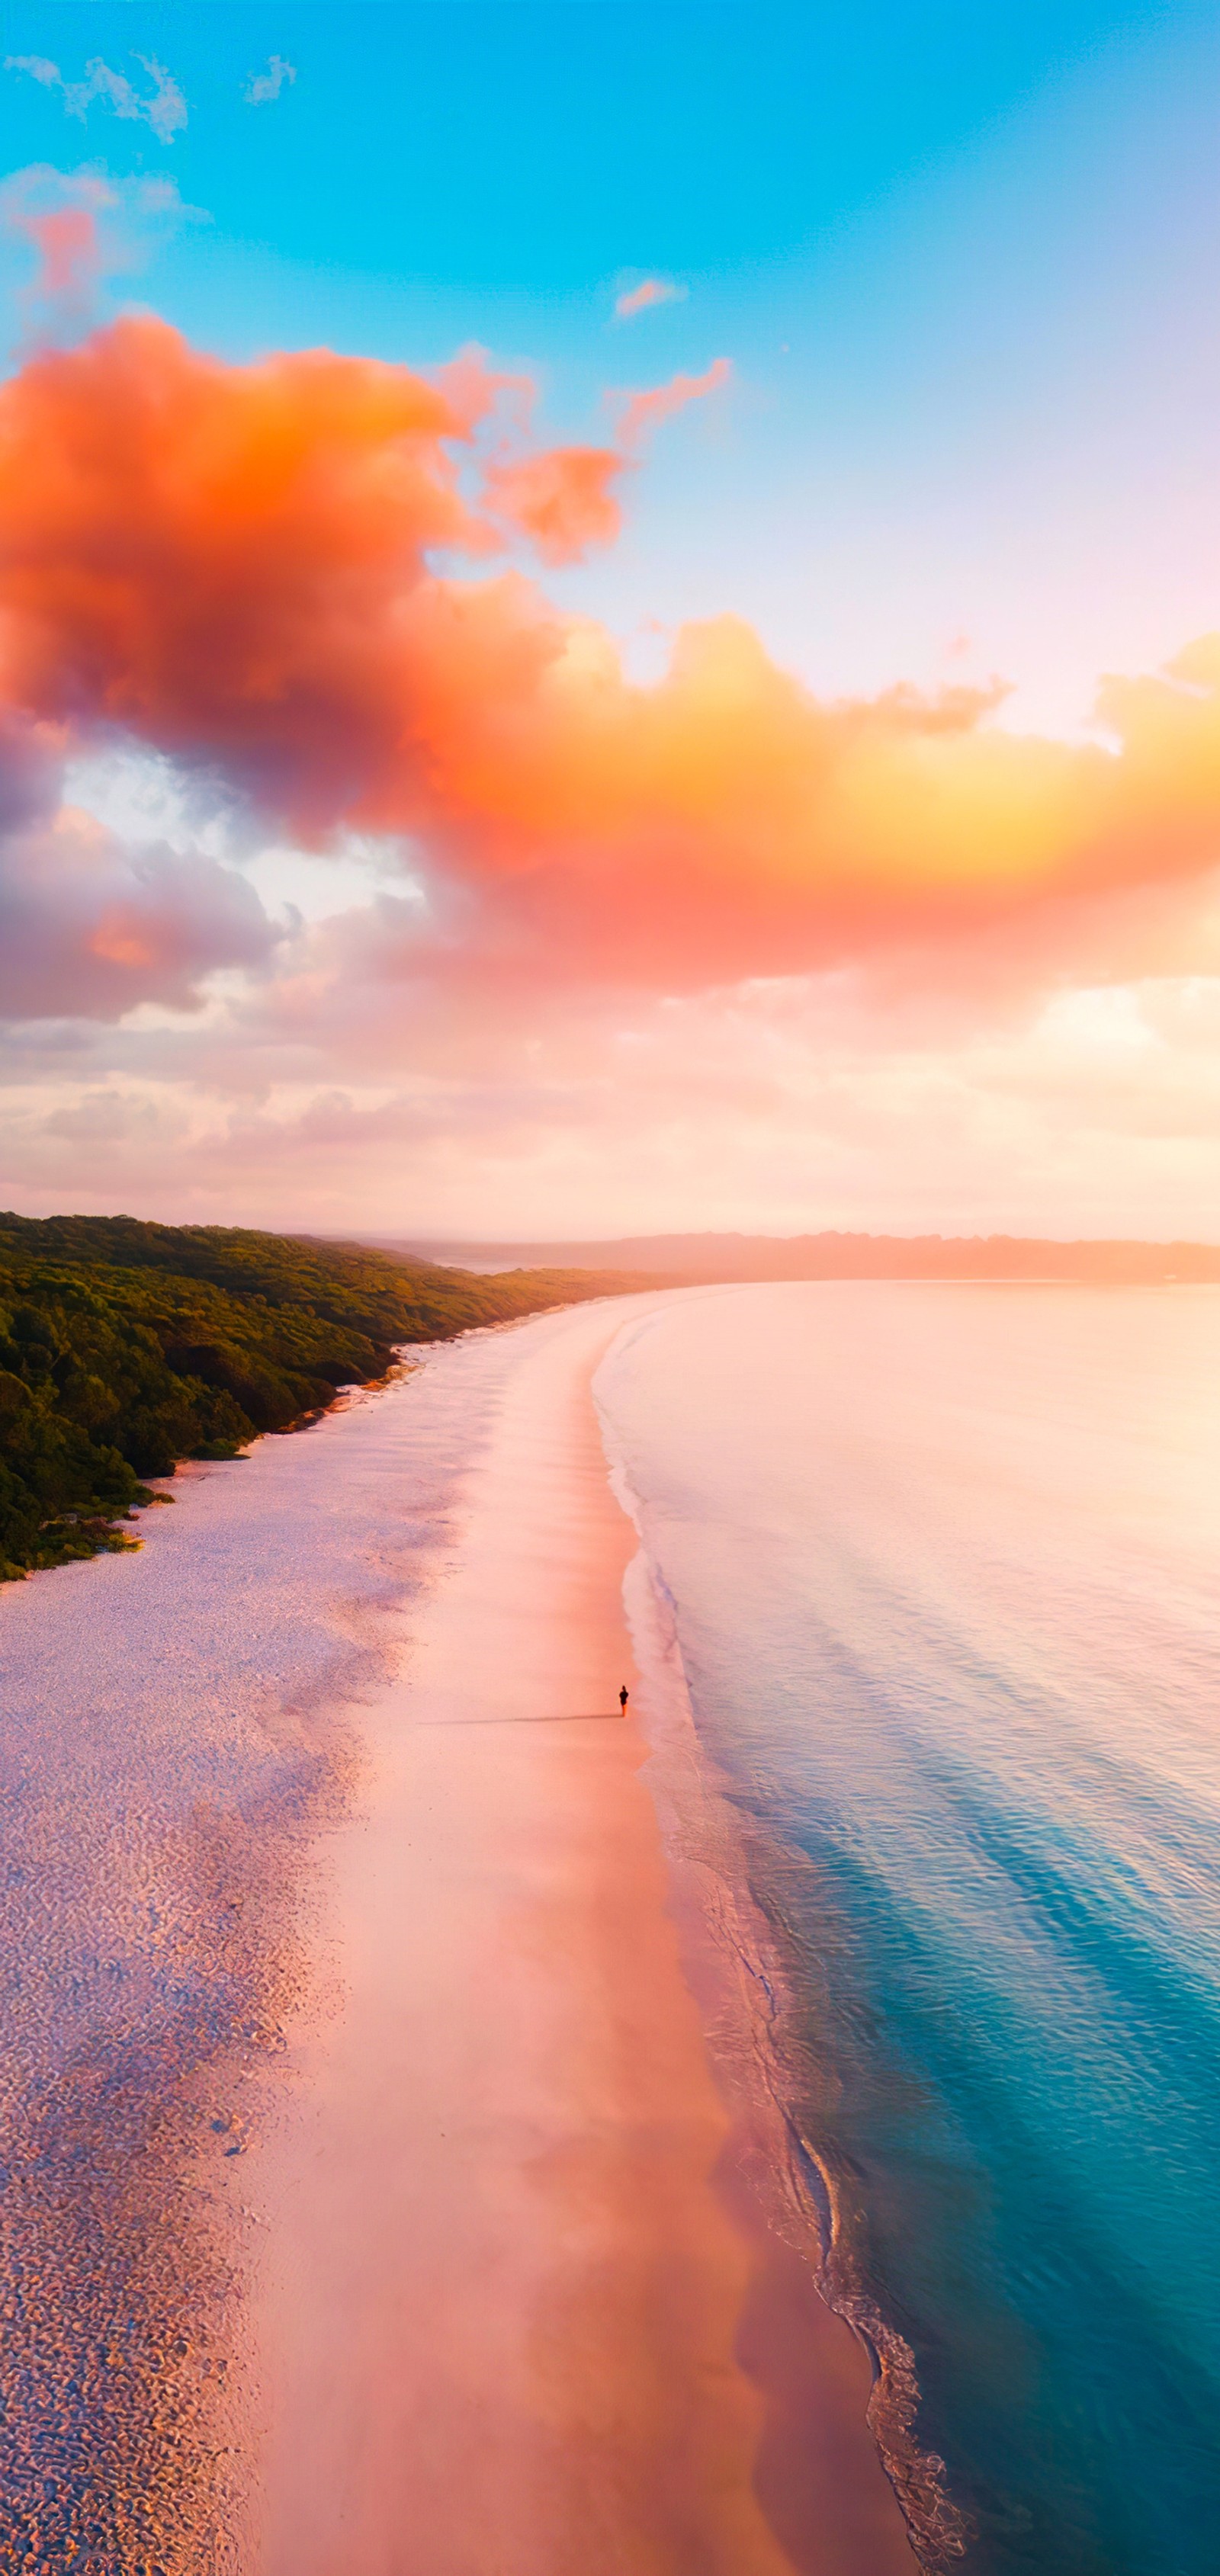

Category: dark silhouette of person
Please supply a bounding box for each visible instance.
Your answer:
[618,1684,629,1712]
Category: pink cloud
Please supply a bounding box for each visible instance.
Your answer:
[2,168,116,342]
[615,277,685,320]
[1,166,205,347]
[614,358,732,451]
[432,342,535,438]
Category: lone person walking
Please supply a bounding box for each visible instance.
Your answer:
[618,1684,630,1714]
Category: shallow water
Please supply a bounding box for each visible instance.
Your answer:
[596,1282,1220,2574]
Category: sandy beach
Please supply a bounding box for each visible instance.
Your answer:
[0,1286,917,2569]
[242,1296,917,2576]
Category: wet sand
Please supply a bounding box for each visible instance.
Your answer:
[245,1299,918,2575]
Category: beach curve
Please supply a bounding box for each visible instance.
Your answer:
[242,1292,918,2574]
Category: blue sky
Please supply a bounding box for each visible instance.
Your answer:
[3,5,1193,294]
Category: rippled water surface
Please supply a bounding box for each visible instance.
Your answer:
[596,1283,1220,2574]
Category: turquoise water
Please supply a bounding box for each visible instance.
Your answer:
[596,1284,1220,2574]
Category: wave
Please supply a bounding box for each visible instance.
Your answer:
[599,1384,969,2572]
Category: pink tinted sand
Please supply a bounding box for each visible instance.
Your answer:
[245,1299,917,2575]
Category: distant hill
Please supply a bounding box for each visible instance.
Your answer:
[0,1214,647,1581]
[370,1230,1220,1285]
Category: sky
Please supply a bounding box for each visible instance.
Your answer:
[2,1,1220,1239]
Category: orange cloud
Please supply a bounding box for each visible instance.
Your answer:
[88,916,159,970]
[0,316,484,821]
[5,319,1220,999]
[615,277,685,319]
[483,445,624,563]
[615,357,731,451]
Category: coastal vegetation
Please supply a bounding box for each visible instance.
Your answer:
[0,1213,636,1581]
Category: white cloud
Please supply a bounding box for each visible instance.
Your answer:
[6,56,60,92]
[5,52,187,143]
[245,56,296,107]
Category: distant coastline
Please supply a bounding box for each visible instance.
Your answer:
[361,1227,1220,1287]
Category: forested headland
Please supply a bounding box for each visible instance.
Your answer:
[0,1214,639,1581]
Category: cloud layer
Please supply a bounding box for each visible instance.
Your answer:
[3,319,1220,1005]
[0,712,276,1019]
[1,312,1220,1230]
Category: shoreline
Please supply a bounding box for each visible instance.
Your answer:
[242,1296,917,2573]
[612,1514,958,2572]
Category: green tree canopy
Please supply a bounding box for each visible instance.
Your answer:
[0,1214,641,1580]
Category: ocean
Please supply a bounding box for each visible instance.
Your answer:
[595,1282,1220,2574]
